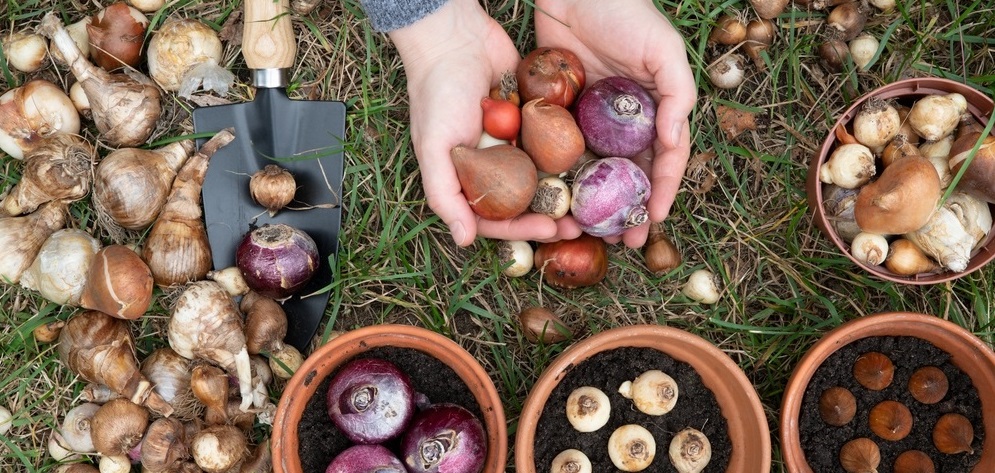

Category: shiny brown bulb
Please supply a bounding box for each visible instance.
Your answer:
[868,400,913,441]
[932,413,975,455]
[839,437,880,473]
[852,351,894,391]
[908,366,949,405]
[893,450,935,473]
[819,386,857,426]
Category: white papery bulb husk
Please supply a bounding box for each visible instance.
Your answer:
[147,19,224,92]
[906,192,992,272]
[21,228,100,305]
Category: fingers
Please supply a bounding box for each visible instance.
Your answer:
[648,120,691,222]
[476,213,559,242]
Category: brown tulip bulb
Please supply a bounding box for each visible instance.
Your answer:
[852,351,894,391]
[839,437,880,473]
[908,366,949,405]
[79,245,154,320]
[868,400,913,441]
[819,386,857,426]
[932,413,975,455]
[893,450,935,473]
[518,306,571,344]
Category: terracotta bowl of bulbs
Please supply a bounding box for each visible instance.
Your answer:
[806,77,995,284]
[271,324,507,473]
[514,324,771,472]
[780,312,995,472]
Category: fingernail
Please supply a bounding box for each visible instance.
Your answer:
[670,122,682,148]
[451,221,468,246]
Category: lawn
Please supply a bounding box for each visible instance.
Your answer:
[2,0,995,471]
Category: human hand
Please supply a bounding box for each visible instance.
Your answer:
[389,0,577,247]
[534,0,696,248]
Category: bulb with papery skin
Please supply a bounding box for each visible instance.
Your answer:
[326,444,406,473]
[401,403,486,473]
[571,157,651,237]
[326,358,414,444]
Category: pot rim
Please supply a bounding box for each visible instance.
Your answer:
[779,311,995,472]
[513,324,771,472]
[270,324,508,473]
[806,77,995,284]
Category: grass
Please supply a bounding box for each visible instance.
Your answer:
[2,0,995,471]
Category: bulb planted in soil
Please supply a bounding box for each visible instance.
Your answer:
[932,413,975,455]
[908,366,949,405]
[852,351,894,391]
[839,437,880,473]
[893,450,935,473]
[868,400,913,441]
[819,386,857,426]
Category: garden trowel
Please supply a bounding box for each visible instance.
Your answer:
[193,0,345,354]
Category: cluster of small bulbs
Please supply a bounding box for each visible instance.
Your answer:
[552,370,711,473]
[817,351,975,473]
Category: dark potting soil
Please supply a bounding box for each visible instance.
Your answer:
[799,336,984,472]
[296,346,483,473]
[532,347,732,472]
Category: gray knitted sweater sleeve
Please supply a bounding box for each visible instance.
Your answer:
[358,0,450,32]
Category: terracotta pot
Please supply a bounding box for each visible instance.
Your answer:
[271,324,508,473]
[514,324,771,472]
[780,312,995,472]
[806,77,995,284]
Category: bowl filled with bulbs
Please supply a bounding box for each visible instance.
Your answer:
[514,324,770,473]
[270,324,507,473]
[806,77,995,284]
[780,312,995,472]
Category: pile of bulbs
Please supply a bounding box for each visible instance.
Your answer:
[820,91,994,276]
[817,351,975,473]
[553,369,711,473]
[0,4,326,472]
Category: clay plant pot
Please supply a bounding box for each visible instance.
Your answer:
[806,77,995,284]
[780,312,995,472]
[271,324,508,473]
[514,324,771,472]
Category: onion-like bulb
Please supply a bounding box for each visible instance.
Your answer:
[59,311,173,416]
[3,32,48,73]
[0,201,67,284]
[565,386,610,432]
[191,425,248,473]
[552,449,592,473]
[141,417,189,471]
[143,129,235,286]
[20,228,100,305]
[168,281,255,411]
[908,93,968,141]
[618,369,679,416]
[1,134,95,217]
[59,402,100,453]
[250,164,297,216]
[190,364,229,420]
[86,3,148,71]
[905,192,992,272]
[608,424,656,472]
[147,18,233,97]
[241,291,288,355]
[39,12,162,147]
[89,398,149,457]
[93,140,195,231]
[141,347,198,420]
[0,79,80,160]
[669,428,711,473]
[79,244,154,320]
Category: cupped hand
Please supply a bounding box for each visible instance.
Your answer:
[535,0,697,248]
[390,0,578,246]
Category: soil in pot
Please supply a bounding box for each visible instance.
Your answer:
[799,336,984,472]
[296,346,483,473]
[533,347,732,472]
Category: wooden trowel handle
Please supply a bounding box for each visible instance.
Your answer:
[243,0,295,70]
